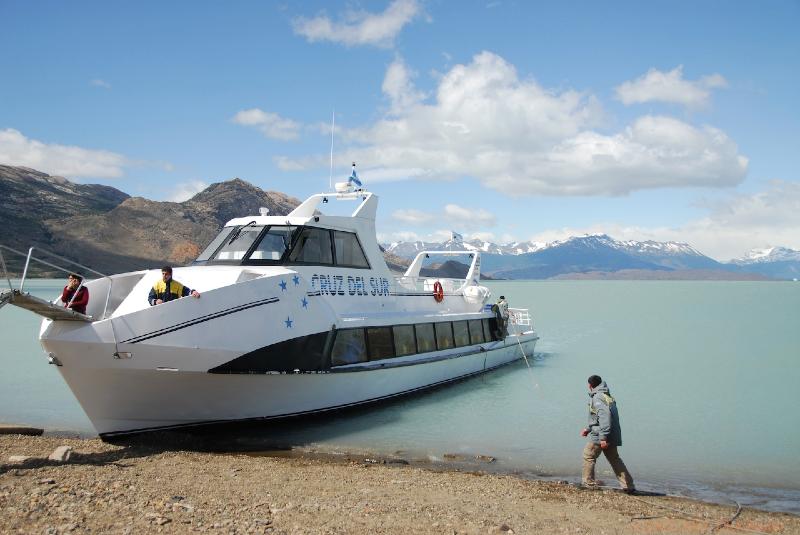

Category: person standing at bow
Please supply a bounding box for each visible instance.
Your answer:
[580,374,635,493]
[148,266,200,305]
[60,273,89,315]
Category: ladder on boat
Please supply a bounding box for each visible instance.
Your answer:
[0,244,106,322]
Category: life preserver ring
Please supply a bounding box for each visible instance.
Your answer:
[433,281,444,302]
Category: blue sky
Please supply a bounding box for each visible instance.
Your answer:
[1,0,798,260]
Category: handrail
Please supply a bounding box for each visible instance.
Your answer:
[0,248,12,291]
[0,243,113,320]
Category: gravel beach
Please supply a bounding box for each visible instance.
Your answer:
[1,434,798,534]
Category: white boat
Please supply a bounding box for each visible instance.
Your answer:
[1,184,538,437]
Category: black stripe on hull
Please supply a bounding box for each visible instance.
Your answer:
[122,297,280,344]
[99,355,528,439]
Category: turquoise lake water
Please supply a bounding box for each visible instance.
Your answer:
[1,279,799,513]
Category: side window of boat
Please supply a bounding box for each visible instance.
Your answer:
[333,231,370,268]
[469,319,485,344]
[366,327,394,360]
[482,318,495,341]
[288,227,334,265]
[435,322,454,350]
[393,325,416,357]
[452,321,470,347]
[330,329,367,366]
[415,323,436,353]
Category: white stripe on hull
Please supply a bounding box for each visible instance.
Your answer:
[54,336,536,436]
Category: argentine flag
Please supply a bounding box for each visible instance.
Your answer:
[348,167,362,187]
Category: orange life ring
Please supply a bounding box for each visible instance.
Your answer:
[433,281,444,302]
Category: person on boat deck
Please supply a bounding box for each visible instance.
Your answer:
[148,266,200,305]
[60,273,89,315]
[496,295,509,337]
[580,375,635,493]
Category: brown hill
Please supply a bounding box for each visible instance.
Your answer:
[0,166,301,276]
[0,165,129,254]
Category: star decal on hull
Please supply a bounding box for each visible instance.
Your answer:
[279,280,287,291]
[284,316,293,328]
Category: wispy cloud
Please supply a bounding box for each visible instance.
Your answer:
[292,0,422,48]
[277,52,747,196]
[0,128,129,178]
[231,108,302,141]
[89,78,112,89]
[168,180,209,202]
[615,65,727,108]
[392,203,496,228]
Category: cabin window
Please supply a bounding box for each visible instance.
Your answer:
[435,322,454,350]
[334,231,370,268]
[247,226,297,262]
[196,227,237,262]
[482,318,494,341]
[367,327,394,360]
[452,321,470,347]
[210,224,265,261]
[393,325,416,357]
[415,323,436,353]
[469,319,485,344]
[288,227,334,265]
[331,328,367,366]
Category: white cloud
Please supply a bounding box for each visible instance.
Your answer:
[527,181,800,261]
[0,128,128,178]
[278,52,747,196]
[167,180,209,202]
[392,208,434,225]
[392,203,496,228]
[231,108,301,141]
[382,57,425,114]
[292,0,422,48]
[615,65,727,108]
[90,79,112,89]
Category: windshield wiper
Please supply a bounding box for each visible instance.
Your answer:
[227,220,257,245]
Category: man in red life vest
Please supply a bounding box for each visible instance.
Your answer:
[148,266,200,305]
[60,273,89,315]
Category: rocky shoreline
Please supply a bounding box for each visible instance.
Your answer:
[1,434,798,534]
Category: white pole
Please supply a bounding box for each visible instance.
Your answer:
[329,110,335,190]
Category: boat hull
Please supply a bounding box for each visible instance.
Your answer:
[51,335,537,437]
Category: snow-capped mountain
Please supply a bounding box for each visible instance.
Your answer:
[382,234,798,279]
[384,237,546,258]
[731,247,800,265]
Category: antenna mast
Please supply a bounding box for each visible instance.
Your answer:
[329,110,335,190]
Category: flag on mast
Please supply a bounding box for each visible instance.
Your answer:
[348,162,362,187]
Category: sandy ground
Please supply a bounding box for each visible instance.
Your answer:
[1,434,798,535]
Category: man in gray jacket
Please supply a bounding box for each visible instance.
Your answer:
[580,375,635,492]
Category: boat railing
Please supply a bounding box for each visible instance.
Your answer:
[394,275,468,294]
[398,250,482,296]
[0,244,114,320]
[508,307,532,327]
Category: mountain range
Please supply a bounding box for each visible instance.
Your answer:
[2,164,798,280]
[383,234,800,281]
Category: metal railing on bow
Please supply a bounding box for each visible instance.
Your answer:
[0,244,112,320]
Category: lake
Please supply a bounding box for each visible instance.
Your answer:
[1,279,798,513]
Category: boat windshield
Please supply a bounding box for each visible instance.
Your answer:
[195,225,299,264]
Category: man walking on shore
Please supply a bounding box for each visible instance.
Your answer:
[580,375,635,493]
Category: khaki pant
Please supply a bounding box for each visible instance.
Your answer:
[582,442,634,490]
